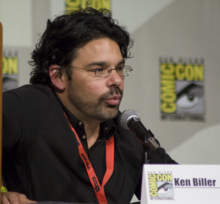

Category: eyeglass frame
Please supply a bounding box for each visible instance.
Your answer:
[71,65,133,78]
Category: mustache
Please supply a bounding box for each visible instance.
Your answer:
[110,86,123,95]
[99,87,123,101]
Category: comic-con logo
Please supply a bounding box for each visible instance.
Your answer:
[65,0,111,12]
[160,58,204,121]
[148,173,174,200]
[2,52,18,92]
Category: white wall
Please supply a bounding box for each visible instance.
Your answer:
[0,0,32,47]
[111,0,175,33]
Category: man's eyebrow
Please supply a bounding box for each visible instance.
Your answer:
[117,59,125,66]
[86,59,125,67]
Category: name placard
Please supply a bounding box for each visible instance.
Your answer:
[141,165,220,204]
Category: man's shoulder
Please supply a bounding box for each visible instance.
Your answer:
[4,84,51,96]
[3,84,59,113]
[3,84,56,102]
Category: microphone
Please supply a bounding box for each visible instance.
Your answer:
[119,109,159,151]
[120,110,177,164]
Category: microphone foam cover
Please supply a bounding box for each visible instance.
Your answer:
[119,109,140,130]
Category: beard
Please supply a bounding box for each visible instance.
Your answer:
[67,81,123,121]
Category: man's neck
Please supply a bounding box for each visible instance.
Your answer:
[57,92,102,148]
[83,121,100,149]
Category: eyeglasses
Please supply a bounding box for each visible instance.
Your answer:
[72,65,133,78]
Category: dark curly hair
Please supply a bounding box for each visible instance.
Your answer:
[29,7,133,85]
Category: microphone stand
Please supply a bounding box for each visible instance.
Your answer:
[143,131,177,164]
[127,117,177,164]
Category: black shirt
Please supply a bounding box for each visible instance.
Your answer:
[2,84,144,203]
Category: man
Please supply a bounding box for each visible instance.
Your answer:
[2,7,175,204]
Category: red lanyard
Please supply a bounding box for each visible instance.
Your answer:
[64,113,114,204]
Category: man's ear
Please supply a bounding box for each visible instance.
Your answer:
[49,65,66,91]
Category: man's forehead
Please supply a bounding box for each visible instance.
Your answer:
[72,38,124,65]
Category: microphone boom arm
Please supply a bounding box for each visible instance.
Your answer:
[127,117,159,151]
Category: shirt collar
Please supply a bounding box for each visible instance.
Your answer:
[100,118,117,139]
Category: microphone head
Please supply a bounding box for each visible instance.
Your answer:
[119,109,140,130]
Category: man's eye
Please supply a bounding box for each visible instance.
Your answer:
[95,68,106,73]
[116,67,124,71]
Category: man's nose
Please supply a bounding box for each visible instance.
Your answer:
[107,69,123,86]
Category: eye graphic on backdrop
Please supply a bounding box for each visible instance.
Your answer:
[176,83,203,111]
[158,182,173,194]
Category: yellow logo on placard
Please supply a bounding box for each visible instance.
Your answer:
[65,0,111,13]
[148,173,174,200]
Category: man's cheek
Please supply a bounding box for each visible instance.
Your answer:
[88,84,102,92]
